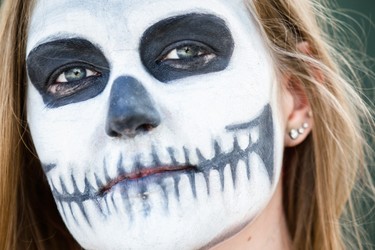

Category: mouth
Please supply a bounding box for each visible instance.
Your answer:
[46,103,274,229]
[48,103,274,226]
[99,165,197,195]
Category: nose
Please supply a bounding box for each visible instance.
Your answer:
[105,76,161,138]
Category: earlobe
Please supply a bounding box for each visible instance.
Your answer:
[284,109,313,147]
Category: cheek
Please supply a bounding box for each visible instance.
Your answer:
[27,83,108,165]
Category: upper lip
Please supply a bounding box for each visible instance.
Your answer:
[99,165,196,195]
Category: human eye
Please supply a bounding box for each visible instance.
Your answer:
[47,64,102,97]
[161,42,214,61]
[140,14,234,83]
[55,67,99,83]
[26,38,110,108]
[158,41,216,70]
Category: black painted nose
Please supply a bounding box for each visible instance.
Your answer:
[105,76,161,138]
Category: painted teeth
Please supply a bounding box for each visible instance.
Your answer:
[223,164,234,191]
[171,146,185,165]
[140,150,153,167]
[50,174,63,194]
[155,147,172,166]
[136,143,156,168]
[49,104,274,236]
[97,163,109,187]
[219,133,234,154]
[61,175,75,195]
[237,131,249,150]
[106,157,119,182]
[239,159,250,182]
[199,140,215,161]
[236,159,248,184]
[178,174,195,204]
[250,126,259,143]
[194,172,208,200]
[50,128,258,197]
[75,173,86,193]
[86,172,99,192]
[184,146,198,165]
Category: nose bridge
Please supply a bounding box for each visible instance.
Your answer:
[105,76,161,138]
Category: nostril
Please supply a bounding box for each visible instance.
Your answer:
[105,76,161,138]
[105,122,121,137]
[136,123,157,133]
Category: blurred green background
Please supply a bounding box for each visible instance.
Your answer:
[336,1,374,249]
[337,0,374,94]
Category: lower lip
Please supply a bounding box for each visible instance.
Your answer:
[99,167,195,196]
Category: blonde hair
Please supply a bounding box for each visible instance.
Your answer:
[0,0,79,249]
[247,0,374,249]
[0,0,373,249]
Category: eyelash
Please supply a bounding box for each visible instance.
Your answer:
[56,67,99,83]
[48,65,101,97]
[158,41,216,68]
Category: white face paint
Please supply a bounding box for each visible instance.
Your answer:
[26,0,284,249]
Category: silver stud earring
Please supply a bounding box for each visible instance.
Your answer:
[289,122,309,140]
[289,129,299,140]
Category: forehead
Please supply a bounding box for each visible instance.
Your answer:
[27,0,259,53]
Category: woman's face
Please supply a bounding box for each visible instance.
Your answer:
[26,0,284,249]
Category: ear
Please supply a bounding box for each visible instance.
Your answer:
[283,42,318,147]
[283,75,313,147]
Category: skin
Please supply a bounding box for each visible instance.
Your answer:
[24,0,314,249]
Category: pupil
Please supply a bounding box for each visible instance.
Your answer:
[65,67,86,81]
[177,45,200,59]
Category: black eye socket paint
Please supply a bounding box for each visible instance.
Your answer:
[140,13,234,83]
[26,38,110,108]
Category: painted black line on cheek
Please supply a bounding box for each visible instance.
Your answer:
[140,13,234,82]
[26,38,110,107]
[226,105,274,181]
[254,105,274,181]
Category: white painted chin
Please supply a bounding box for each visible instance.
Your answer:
[58,153,272,250]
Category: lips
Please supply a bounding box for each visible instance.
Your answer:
[99,165,196,195]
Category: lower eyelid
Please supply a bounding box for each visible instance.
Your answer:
[164,54,217,70]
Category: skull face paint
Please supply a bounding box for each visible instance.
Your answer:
[26,0,284,249]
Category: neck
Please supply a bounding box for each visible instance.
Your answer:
[211,179,291,250]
